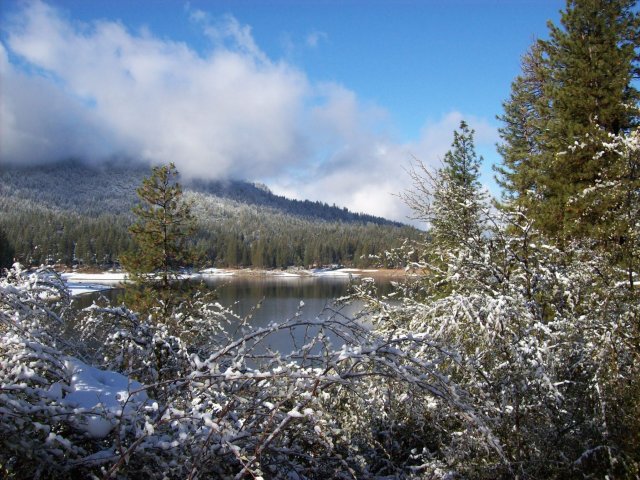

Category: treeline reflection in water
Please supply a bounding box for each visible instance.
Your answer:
[72,276,396,354]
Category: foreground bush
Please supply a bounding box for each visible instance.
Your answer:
[2,206,639,480]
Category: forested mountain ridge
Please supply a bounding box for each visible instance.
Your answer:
[0,159,417,268]
[0,159,400,224]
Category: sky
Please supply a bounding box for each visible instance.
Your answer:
[0,0,564,224]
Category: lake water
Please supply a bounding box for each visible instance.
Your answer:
[72,275,396,354]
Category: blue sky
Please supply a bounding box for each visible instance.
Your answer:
[0,0,563,223]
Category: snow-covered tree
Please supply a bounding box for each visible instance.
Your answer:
[354,146,640,476]
[399,121,491,303]
[497,0,640,243]
[403,121,487,252]
[562,125,640,290]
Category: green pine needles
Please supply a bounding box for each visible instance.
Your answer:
[497,0,640,247]
[121,163,200,321]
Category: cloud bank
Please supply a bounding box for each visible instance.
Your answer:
[0,1,498,223]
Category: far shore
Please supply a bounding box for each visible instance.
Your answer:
[57,267,410,296]
[59,267,409,282]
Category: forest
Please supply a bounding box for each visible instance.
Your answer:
[1,0,639,478]
[0,160,418,269]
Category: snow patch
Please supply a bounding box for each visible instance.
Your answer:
[310,268,360,278]
[65,282,112,297]
[198,268,235,276]
[62,272,127,283]
[63,358,147,439]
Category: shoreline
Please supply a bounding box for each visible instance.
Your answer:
[61,267,408,283]
[59,267,409,296]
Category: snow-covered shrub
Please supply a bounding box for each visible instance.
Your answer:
[352,206,640,478]
[0,266,152,478]
[2,265,506,478]
[3,234,637,479]
[0,266,69,473]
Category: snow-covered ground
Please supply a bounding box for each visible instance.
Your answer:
[60,267,395,296]
[309,268,360,278]
[197,267,364,278]
[197,268,236,277]
[61,272,127,297]
[62,272,128,282]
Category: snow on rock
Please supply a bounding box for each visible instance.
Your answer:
[63,358,147,439]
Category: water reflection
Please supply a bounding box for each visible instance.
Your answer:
[71,276,394,354]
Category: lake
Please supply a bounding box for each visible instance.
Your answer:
[72,274,397,354]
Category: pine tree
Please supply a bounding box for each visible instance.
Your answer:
[497,0,640,243]
[0,228,14,269]
[225,234,241,267]
[121,163,198,319]
[403,120,487,250]
[439,120,486,245]
[495,43,548,210]
[123,163,196,286]
[567,126,640,290]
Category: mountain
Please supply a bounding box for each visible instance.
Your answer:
[0,159,418,269]
[0,159,401,225]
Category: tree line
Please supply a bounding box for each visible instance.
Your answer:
[0,168,418,270]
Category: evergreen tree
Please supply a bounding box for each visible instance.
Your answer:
[122,163,196,286]
[0,228,14,269]
[498,0,640,243]
[496,43,548,209]
[566,126,640,290]
[439,120,486,244]
[121,163,198,319]
[225,234,241,267]
[404,120,487,250]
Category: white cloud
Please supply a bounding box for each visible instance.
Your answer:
[2,0,308,179]
[270,111,498,225]
[0,1,499,224]
[191,9,269,64]
[0,42,114,164]
[306,31,327,48]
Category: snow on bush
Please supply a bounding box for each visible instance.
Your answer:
[352,204,640,478]
[2,193,639,480]
[1,265,501,478]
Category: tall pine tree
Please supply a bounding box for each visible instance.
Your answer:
[121,163,199,319]
[498,0,640,244]
[496,43,548,211]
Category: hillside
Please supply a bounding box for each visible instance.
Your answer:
[0,160,418,268]
[0,159,401,225]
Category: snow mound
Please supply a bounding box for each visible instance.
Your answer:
[63,358,147,439]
